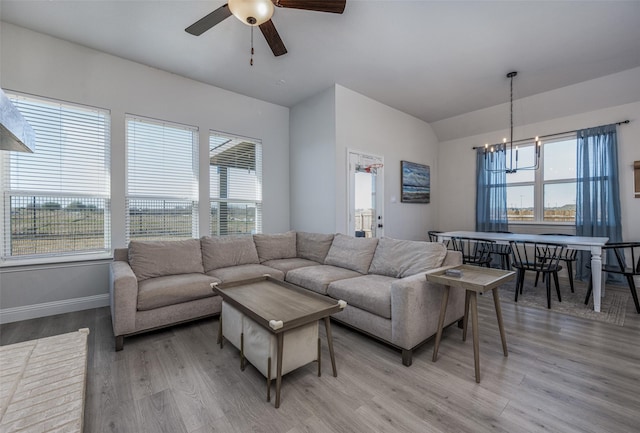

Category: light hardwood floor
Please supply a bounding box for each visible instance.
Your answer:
[1,291,639,433]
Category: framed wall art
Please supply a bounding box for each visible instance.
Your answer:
[401,160,430,203]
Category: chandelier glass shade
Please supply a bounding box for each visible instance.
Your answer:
[228,0,275,26]
[484,72,541,174]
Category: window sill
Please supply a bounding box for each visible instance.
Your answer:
[0,252,113,270]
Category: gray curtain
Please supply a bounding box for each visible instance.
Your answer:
[575,124,623,281]
[476,148,508,232]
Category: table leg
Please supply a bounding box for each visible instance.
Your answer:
[462,290,471,342]
[275,333,284,408]
[324,317,337,377]
[217,314,223,348]
[591,247,603,312]
[470,291,480,383]
[240,332,245,371]
[432,285,451,362]
[317,337,321,377]
[267,357,271,402]
[492,288,508,357]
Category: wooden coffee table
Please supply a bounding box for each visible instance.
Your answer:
[427,265,515,383]
[211,276,346,408]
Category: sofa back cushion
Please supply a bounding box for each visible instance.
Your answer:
[324,233,379,274]
[297,232,335,263]
[253,232,297,263]
[368,237,447,278]
[128,239,204,281]
[113,248,129,262]
[201,235,260,272]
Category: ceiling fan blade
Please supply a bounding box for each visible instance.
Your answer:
[274,0,346,14]
[185,4,232,36]
[259,20,288,57]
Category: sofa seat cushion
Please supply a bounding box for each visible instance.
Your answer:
[327,274,395,319]
[261,258,320,274]
[137,273,220,311]
[201,235,260,272]
[129,239,204,281]
[297,232,334,263]
[324,234,379,274]
[206,264,285,283]
[369,237,448,278]
[286,265,361,295]
[253,232,297,263]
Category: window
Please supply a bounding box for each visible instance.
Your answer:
[506,136,576,223]
[1,92,110,261]
[209,132,262,235]
[126,116,198,241]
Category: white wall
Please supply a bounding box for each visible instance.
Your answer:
[437,70,640,243]
[289,86,336,233]
[289,84,439,240]
[0,23,289,322]
[335,85,440,240]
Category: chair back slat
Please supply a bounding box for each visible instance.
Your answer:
[451,237,494,266]
[428,230,450,248]
[510,240,566,272]
[602,242,640,275]
[540,233,577,260]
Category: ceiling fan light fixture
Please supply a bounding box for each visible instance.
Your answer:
[228,0,274,26]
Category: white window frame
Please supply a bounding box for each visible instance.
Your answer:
[125,115,199,242]
[209,131,262,236]
[506,134,577,225]
[0,91,111,265]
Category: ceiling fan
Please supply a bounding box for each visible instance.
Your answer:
[185,0,346,57]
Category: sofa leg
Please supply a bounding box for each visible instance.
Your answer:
[457,318,465,329]
[115,335,124,352]
[401,349,413,366]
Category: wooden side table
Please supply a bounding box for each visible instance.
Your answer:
[427,265,515,383]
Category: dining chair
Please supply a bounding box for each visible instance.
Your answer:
[428,230,450,248]
[535,233,578,293]
[451,237,494,267]
[486,230,512,270]
[584,242,640,314]
[509,240,566,309]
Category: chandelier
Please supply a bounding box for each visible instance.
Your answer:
[484,71,541,173]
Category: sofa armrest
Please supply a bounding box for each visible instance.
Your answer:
[390,253,464,350]
[109,260,138,338]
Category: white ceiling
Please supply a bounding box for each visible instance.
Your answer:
[2,0,640,123]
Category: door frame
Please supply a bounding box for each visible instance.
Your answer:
[347,149,384,238]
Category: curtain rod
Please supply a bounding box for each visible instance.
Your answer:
[472,120,630,150]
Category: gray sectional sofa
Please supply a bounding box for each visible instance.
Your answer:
[110,232,464,365]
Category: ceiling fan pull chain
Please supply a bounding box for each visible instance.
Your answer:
[250,26,254,66]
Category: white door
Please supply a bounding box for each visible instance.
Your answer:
[348,151,384,238]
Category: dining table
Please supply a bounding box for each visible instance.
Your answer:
[436,231,609,312]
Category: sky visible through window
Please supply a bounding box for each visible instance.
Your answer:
[506,139,576,209]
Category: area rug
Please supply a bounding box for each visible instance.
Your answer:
[0,329,89,433]
[497,275,629,326]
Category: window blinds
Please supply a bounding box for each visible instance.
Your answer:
[5,93,110,195]
[127,116,198,199]
[126,115,199,241]
[1,92,111,259]
[209,132,262,236]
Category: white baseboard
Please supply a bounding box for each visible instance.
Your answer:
[0,294,109,324]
